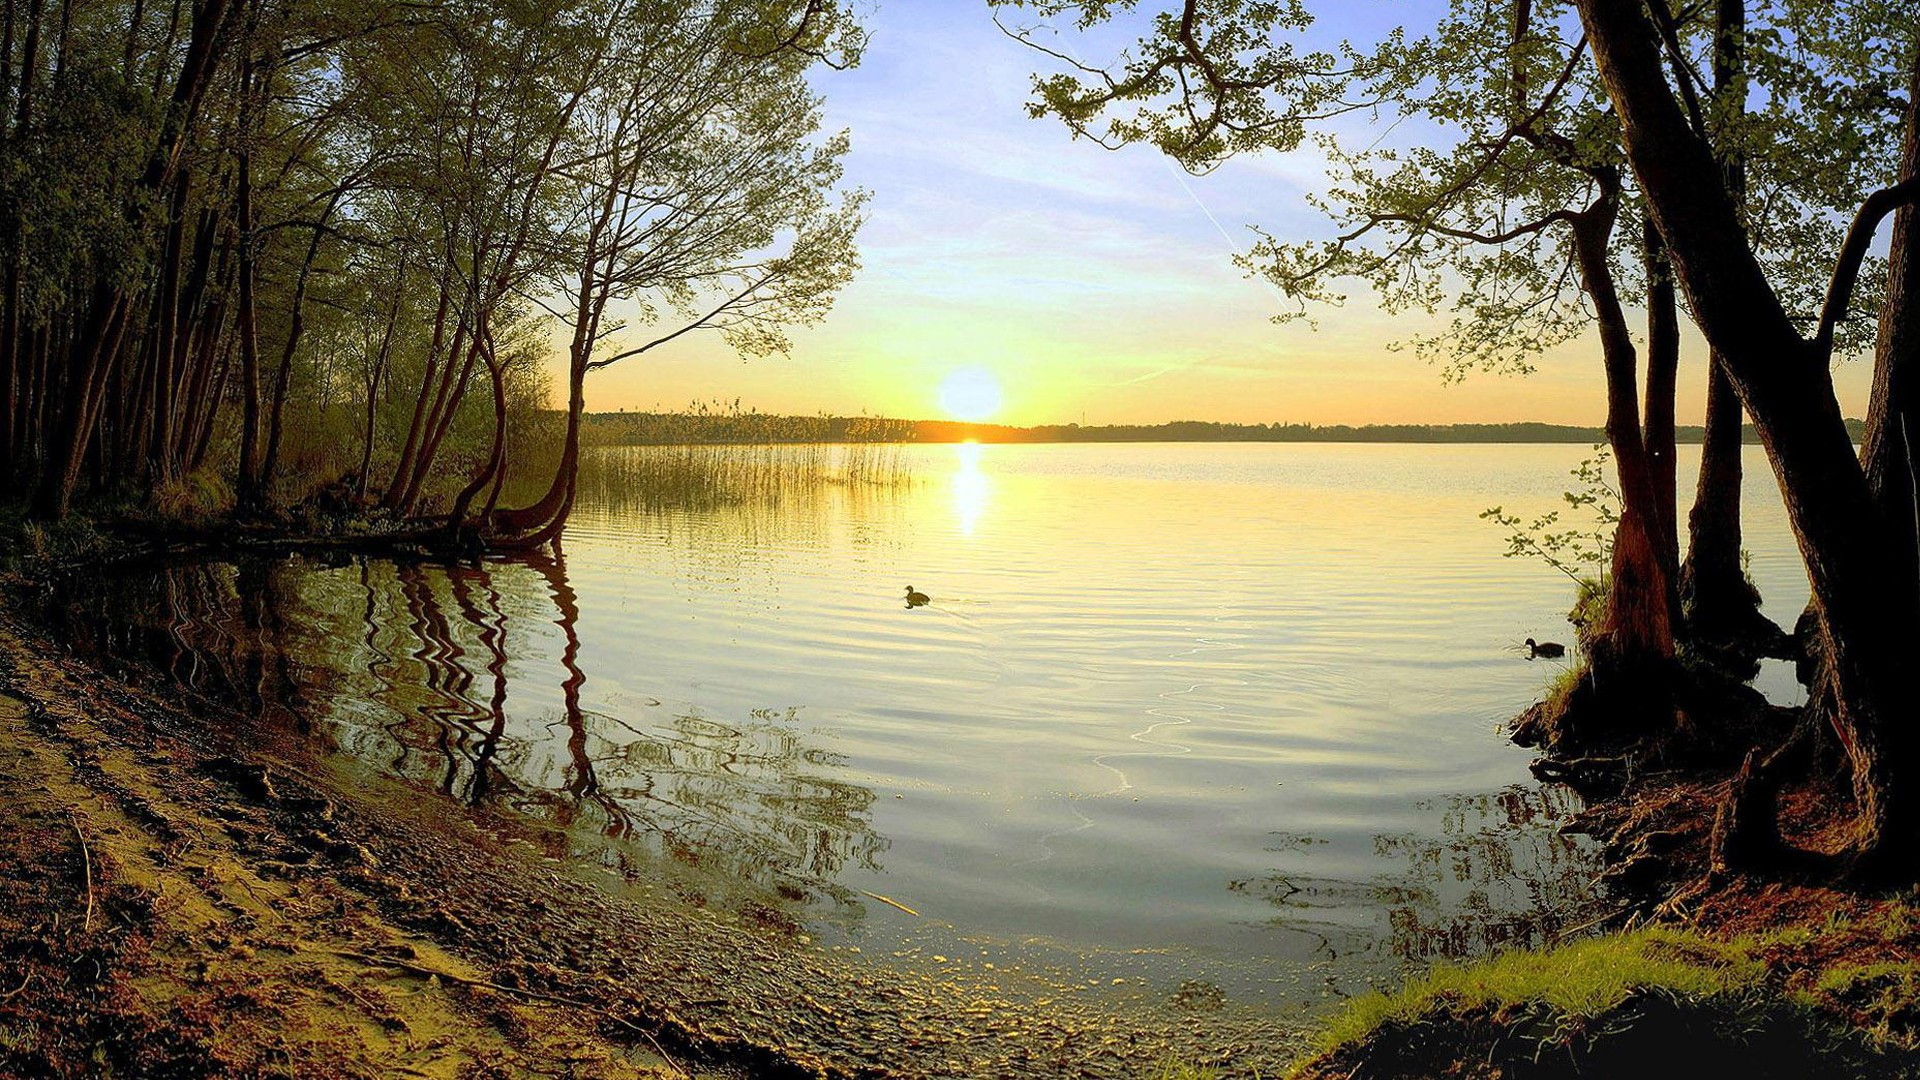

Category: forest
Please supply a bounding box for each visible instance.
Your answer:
[0,0,864,543]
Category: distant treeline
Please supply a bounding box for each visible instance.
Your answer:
[582,411,915,446]
[584,412,1868,445]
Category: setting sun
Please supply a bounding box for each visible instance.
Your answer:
[936,367,1005,422]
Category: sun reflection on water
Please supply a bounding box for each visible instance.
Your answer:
[949,441,992,536]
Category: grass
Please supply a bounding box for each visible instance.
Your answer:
[1568,574,1607,636]
[144,469,234,528]
[1814,961,1920,997]
[1275,896,1920,1077]
[579,442,914,513]
[1308,928,1764,1058]
[581,403,916,447]
[0,502,114,580]
[1540,661,1586,708]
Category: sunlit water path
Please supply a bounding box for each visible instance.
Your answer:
[51,443,1809,1008]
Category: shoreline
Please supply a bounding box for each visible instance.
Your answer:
[577,413,1865,447]
[0,605,1309,1078]
[4,525,1918,1077]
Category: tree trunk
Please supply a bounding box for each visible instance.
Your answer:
[1,261,16,480]
[147,168,192,486]
[381,280,451,508]
[179,225,233,470]
[167,204,221,469]
[493,265,597,534]
[1576,0,1920,872]
[1571,203,1675,689]
[447,318,507,529]
[1682,0,1771,645]
[234,137,263,508]
[357,261,405,499]
[1642,215,1681,618]
[492,355,583,551]
[32,283,130,518]
[1684,360,1765,635]
[395,321,473,515]
[260,193,341,494]
[189,327,231,472]
[1858,37,1920,599]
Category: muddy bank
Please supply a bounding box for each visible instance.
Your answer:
[0,612,1307,1078]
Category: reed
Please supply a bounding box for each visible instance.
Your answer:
[577,440,915,515]
[580,401,917,448]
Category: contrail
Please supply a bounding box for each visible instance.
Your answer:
[1162,156,1290,306]
[1164,156,1245,255]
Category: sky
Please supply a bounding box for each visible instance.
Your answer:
[569,1,1878,428]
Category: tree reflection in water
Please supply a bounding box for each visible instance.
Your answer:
[44,550,886,903]
[1229,784,1603,970]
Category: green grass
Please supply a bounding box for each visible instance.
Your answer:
[1568,574,1608,632]
[1309,928,1764,1058]
[1814,960,1920,997]
[1541,662,1585,707]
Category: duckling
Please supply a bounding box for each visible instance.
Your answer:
[904,585,930,607]
[1525,637,1566,660]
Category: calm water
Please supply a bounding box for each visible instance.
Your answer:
[50,442,1810,1006]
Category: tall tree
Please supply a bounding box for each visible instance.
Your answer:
[488,0,865,547]
[1565,0,1920,871]
[1000,0,1920,869]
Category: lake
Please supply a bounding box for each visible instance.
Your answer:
[47,442,1811,1009]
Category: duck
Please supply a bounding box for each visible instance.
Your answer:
[904,585,930,607]
[1525,637,1566,660]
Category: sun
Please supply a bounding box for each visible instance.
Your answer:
[936,367,1005,422]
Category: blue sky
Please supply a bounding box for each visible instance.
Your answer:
[579,1,1877,426]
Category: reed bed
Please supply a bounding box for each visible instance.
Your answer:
[581,402,917,448]
[576,441,916,515]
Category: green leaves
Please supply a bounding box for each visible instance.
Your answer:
[994,0,1379,171]
[1480,445,1619,582]
[999,0,1915,373]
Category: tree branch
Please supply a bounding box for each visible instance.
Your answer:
[1817,175,1920,358]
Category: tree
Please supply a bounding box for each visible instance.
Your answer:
[487,0,865,548]
[998,0,1920,871]
[0,0,866,538]
[997,0,1690,729]
[1574,0,1920,873]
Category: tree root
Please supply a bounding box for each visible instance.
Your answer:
[1707,712,1858,883]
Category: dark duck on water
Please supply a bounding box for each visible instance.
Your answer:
[904,585,930,607]
[1524,637,1566,660]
